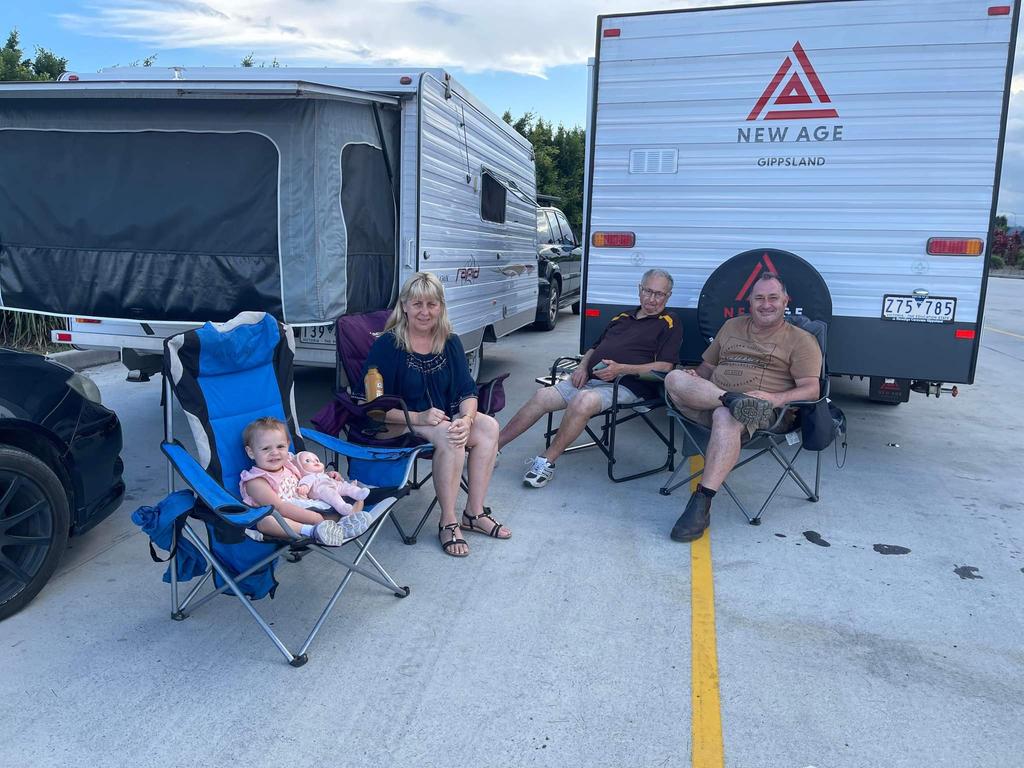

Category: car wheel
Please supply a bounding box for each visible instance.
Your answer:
[0,446,70,621]
[571,300,581,315]
[535,282,561,331]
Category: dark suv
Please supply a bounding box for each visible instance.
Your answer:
[534,206,582,330]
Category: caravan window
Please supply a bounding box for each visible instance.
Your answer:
[480,171,507,224]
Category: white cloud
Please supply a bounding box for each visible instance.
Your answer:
[57,0,1024,208]
[56,0,691,77]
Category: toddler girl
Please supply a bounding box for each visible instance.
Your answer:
[240,417,368,544]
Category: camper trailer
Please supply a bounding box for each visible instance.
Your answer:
[581,0,1018,401]
[0,67,538,378]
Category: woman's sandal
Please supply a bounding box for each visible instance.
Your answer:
[461,507,511,539]
[439,522,469,557]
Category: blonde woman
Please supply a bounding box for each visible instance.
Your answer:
[361,271,510,557]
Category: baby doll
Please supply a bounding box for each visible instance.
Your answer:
[293,451,370,519]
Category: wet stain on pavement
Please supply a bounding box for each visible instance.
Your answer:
[953,565,983,580]
[803,531,830,547]
[873,544,911,555]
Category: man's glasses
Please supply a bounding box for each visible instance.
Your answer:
[639,286,669,300]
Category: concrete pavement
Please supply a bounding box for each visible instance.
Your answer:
[3,280,1022,768]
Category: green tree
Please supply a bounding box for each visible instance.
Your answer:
[504,111,585,233]
[1,29,67,81]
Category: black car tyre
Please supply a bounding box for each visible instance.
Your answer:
[535,281,561,331]
[571,300,581,315]
[0,445,70,621]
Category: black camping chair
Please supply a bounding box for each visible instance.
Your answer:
[537,356,676,483]
[658,315,830,525]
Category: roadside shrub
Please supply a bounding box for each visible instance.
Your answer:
[0,310,65,352]
[991,253,1006,270]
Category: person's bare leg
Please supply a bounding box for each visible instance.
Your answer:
[665,369,727,411]
[463,414,510,537]
[543,389,604,463]
[414,423,469,555]
[498,386,566,450]
[700,406,745,490]
[257,516,305,539]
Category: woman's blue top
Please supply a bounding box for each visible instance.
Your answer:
[361,330,477,417]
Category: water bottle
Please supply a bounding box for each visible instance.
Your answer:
[364,366,384,401]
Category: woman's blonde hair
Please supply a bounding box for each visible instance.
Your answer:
[385,271,452,354]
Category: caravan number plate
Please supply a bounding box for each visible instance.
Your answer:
[882,295,956,323]
[299,324,336,346]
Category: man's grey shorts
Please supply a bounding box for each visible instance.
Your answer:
[553,378,642,410]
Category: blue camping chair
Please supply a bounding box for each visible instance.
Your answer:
[159,312,425,666]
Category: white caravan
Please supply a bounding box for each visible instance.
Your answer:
[582,0,1018,401]
[0,67,538,378]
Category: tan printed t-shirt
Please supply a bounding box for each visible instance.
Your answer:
[703,316,821,393]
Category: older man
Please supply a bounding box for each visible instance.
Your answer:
[664,272,822,542]
[499,268,682,488]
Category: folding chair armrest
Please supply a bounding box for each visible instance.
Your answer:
[303,428,426,463]
[160,441,273,527]
[550,355,583,379]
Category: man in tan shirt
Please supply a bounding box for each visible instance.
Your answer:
[664,272,822,542]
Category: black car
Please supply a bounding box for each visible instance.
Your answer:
[0,349,125,620]
[535,206,583,330]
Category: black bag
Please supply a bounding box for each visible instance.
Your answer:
[800,399,846,452]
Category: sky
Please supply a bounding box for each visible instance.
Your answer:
[6,0,1024,217]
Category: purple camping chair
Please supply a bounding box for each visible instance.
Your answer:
[312,311,509,545]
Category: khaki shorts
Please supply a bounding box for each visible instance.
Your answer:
[674,402,795,441]
[553,378,641,411]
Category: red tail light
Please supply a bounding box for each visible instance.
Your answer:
[603,28,621,38]
[989,6,1011,15]
[75,317,101,323]
[56,332,72,342]
[955,329,976,340]
[591,231,636,248]
[926,238,983,256]
[585,309,601,317]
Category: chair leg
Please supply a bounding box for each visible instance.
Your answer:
[180,526,303,666]
[298,509,405,658]
[813,450,822,502]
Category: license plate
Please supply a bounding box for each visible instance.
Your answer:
[882,295,956,323]
[299,323,336,346]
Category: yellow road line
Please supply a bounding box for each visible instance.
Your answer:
[985,325,1024,341]
[689,455,724,768]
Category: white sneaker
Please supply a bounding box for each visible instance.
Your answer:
[313,520,345,547]
[523,456,555,488]
[338,513,370,540]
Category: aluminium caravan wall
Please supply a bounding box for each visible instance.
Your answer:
[585,0,1016,383]
[416,73,538,348]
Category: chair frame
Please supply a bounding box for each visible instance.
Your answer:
[540,356,676,483]
[657,317,830,525]
[159,321,424,667]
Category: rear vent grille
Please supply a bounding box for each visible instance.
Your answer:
[629,148,678,174]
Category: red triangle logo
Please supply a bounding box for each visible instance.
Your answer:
[747,42,839,121]
[735,253,780,302]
